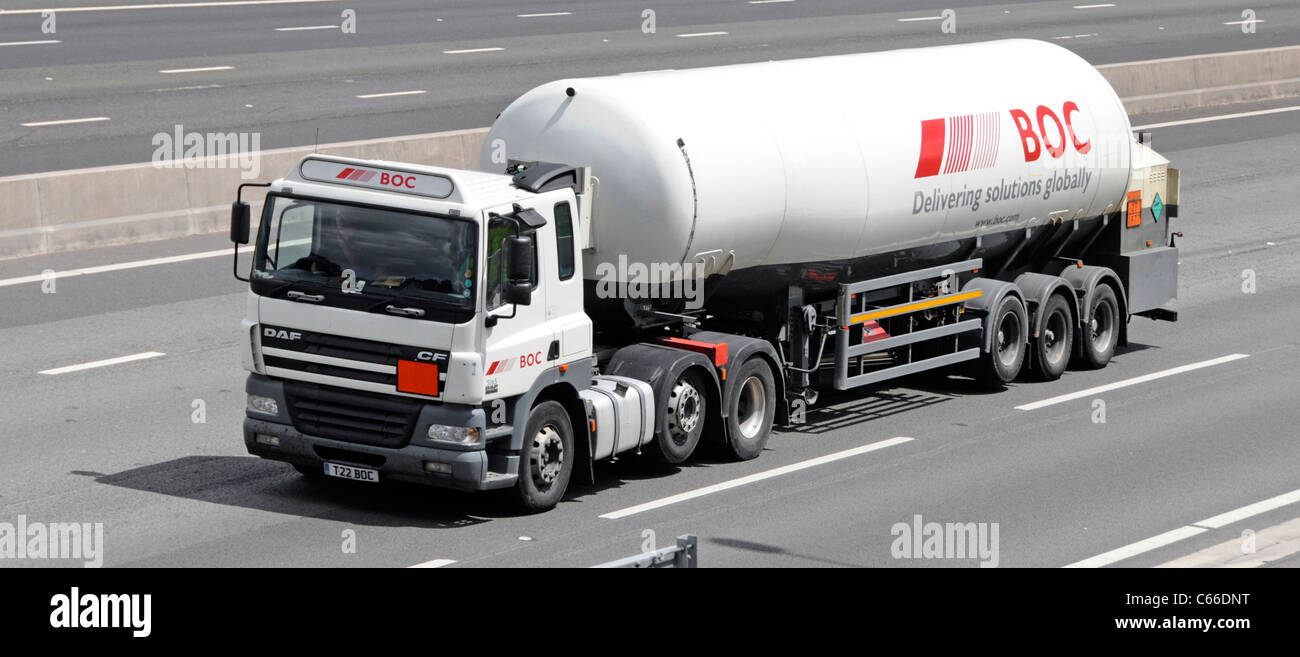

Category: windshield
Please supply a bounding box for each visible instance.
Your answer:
[252,194,478,319]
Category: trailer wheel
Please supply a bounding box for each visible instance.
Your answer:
[724,358,776,461]
[1078,284,1119,369]
[516,401,574,512]
[655,369,708,464]
[1031,294,1074,381]
[975,294,1027,386]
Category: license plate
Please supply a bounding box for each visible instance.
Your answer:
[323,462,379,483]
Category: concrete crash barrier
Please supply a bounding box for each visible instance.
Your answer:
[1098,45,1300,115]
[2,45,1297,261]
[0,128,488,260]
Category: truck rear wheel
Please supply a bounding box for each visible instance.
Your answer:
[655,369,708,464]
[975,294,1027,386]
[1078,284,1119,369]
[516,401,574,512]
[1031,294,1074,381]
[724,358,776,461]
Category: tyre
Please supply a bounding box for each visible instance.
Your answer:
[655,369,709,464]
[516,401,575,512]
[975,294,1027,386]
[1031,294,1074,381]
[1078,284,1119,369]
[723,358,776,461]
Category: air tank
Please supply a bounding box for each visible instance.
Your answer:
[480,39,1134,318]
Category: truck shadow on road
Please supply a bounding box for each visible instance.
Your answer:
[76,456,549,528]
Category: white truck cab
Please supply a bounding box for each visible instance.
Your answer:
[236,155,598,509]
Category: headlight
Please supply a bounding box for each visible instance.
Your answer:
[427,425,480,445]
[247,394,279,415]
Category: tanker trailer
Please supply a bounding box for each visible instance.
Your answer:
[234,39,1178,511]
[482,36,1176,408]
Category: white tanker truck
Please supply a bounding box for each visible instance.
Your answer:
[232,40,1179,510]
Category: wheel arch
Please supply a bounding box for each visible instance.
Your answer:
[961,277,1029,354]
[1058,264,1130,349]
[1014,272,1081,340]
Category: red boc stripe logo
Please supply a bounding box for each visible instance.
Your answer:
[914,111,1000,178]
[335,167,377,182]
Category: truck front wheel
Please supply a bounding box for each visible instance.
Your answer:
[724,358,776,461]
[516,401,575,512]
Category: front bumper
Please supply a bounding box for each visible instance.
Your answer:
[244,374,518,491]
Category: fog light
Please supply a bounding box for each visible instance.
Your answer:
[424,461,452,475]
[247,394,279,415]
[426,425,480,445]
[254,433,280,447]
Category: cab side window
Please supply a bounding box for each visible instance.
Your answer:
[554,202,575,281]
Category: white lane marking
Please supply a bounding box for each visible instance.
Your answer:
[356,89,426,99]
[20,116,110,127]
[599,437,913,520]
[1223,19,1265,26]
[1014,354,1249,411]
[1053,33,1098,39]
[40,351,166,375]
[1065,488,1300,567]
[1064,526,1207,568]
[274,25,339,31]
[408,559,456,568]
[1194,488,1300,529]
[675,31,729,37]
[443,47,505,54]
[0,0,340,13]
[0,40,62,46]
[1073,3,1116,8]
[749,0,795,4]
[148,84,223,92]
[159,65,234,74]
[1132,105,1300,130]
[897,15,943,22]
[0,246,253,288]
[516,12,571,17]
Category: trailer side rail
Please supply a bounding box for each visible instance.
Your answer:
[834,259,984,390]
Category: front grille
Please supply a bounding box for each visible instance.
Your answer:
[283,381,422,448]
[264,356,397,385]
[266,331,402,366]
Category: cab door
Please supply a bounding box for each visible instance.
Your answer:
[542,194,592,359]
[482,204,558,398]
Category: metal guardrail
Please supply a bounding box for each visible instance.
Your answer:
[593,535,698,568]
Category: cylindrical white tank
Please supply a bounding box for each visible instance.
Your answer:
[480,39,1132,281]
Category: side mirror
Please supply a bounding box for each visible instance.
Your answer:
[506,234,533,283]
[504,281,532,306]
[231,201,251,244]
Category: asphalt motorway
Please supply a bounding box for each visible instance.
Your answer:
[0,98,1296,567]
[1,0,1298,175]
